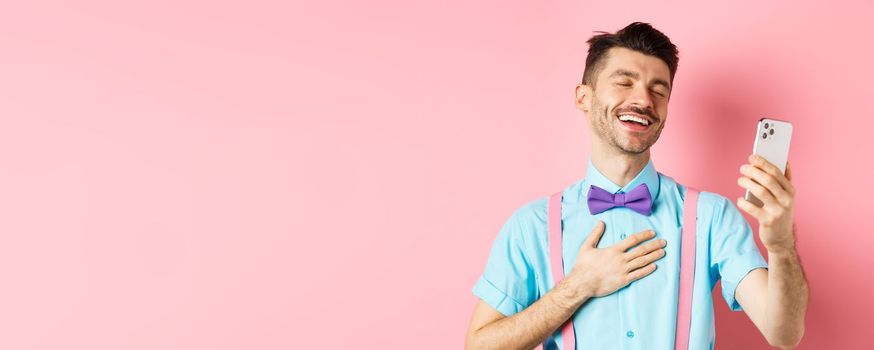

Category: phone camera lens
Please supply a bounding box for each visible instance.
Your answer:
[762,133,768,139]
[769,129,774,135]
[764,123,770,129]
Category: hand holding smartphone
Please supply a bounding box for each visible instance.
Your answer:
[745,118,793,207]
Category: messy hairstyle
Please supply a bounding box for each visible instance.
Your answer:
[581,22,679,87]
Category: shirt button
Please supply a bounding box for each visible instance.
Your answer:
[626,330,635,339]
[620,233,627,240]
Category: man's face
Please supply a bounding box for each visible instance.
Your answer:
[576,47,672,154]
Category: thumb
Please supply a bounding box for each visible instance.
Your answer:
[785,161,793,182]
[584,220,606,248]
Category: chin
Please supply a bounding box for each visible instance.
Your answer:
[614,137,656,154]
[619,146,651,155]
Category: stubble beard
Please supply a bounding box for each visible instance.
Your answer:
[589,95,665,155]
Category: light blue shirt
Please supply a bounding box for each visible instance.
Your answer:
[472,159,768,349]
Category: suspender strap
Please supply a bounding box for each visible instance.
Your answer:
[548,191,576,350]
[675,187,699,350]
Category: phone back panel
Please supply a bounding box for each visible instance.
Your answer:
[746,118,793,206]
[753,118,792,173]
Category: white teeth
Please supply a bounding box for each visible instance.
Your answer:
[618,114,650,125]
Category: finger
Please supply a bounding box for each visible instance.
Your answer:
[624,237,667,260]
[625,263,657,283]
[737,176,779,207]
[627,248,666,271]
[748,155,792,192]
[614,229,656,252]
[785,162,793,182]
[740,164,791,207]
[584,220,606,248]
[736,196,767,219]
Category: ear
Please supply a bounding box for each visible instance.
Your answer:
[574,83,592,113]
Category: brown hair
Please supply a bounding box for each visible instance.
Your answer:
[582,22,679,87]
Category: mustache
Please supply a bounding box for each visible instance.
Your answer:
[615,106,657,121]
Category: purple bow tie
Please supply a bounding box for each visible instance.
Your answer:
[587,183,653,216]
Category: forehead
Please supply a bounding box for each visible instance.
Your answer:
[597,47,671,84]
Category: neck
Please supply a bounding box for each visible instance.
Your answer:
[590,141,651,188]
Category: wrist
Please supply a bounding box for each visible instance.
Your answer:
[554,276,592,308]
[762,224,797,256]
[766,244,797,258]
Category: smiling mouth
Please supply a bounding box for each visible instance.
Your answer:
[615,112,655,131]
[618,114,651,125]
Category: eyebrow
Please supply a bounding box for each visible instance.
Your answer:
[608,69,671,91]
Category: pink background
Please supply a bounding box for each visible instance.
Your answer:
[1,0,872,349]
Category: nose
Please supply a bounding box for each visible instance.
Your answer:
[628,84,655,111]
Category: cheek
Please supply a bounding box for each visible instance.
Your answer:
[656,103,669,120]
[599,90,628,111]
[595,100,614,120]
[594,93,620,114]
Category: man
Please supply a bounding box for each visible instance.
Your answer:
[465,22,808,350]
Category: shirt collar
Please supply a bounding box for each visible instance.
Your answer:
[584,158,660,201]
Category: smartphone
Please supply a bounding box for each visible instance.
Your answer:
[745,118,793,207]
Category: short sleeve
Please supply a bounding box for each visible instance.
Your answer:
[472,209,539,316]
[707,194,769,311]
